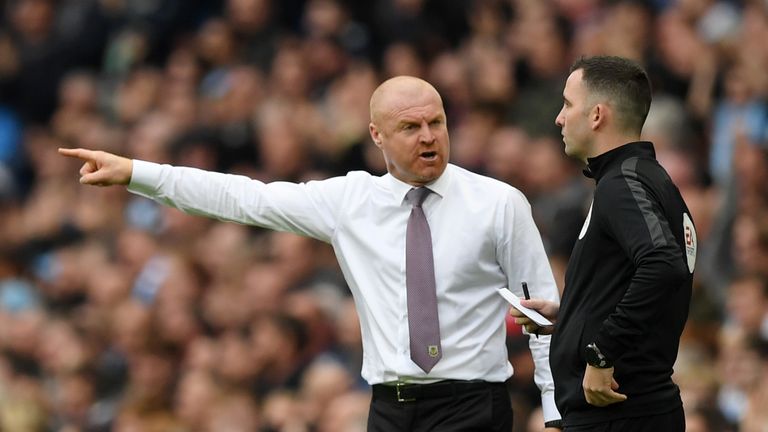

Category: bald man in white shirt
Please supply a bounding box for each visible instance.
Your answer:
[60,76,562,431]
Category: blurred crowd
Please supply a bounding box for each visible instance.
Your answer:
[0,0,767,431]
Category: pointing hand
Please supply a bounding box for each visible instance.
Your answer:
[58,148,133,186]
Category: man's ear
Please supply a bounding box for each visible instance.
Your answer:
[369,123,383,148]
[590,104,607,131]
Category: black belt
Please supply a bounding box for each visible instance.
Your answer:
[371,380,501,403]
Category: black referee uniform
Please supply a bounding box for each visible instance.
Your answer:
[550,141,696,431]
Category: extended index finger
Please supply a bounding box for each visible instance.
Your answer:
[58,147,96,161]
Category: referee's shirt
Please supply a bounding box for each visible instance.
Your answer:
[129,161,562,424]
[550,141,696,426]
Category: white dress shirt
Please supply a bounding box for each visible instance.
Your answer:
[128,161,561,422]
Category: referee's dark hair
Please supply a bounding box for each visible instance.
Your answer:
[570,56,652,135]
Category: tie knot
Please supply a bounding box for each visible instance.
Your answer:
[406,187,431,208]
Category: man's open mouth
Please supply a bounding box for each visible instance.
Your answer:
[420,151,437,160]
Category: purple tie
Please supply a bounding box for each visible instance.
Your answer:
[405,187,442,373]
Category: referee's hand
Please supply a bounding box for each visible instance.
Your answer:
[582,365,628,407]
[508,298,559,335]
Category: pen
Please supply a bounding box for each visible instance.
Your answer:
[521,282,538,338]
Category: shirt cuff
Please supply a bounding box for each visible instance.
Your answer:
[127,159,163,195]
[541,389,561,424]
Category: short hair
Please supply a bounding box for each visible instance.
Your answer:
[570,56,652,134]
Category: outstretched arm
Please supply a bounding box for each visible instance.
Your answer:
[58,148,133,186]
[60,147,347,242]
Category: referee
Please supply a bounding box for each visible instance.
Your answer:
[511,56,696,432]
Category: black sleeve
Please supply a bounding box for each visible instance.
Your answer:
[592,168,688,362]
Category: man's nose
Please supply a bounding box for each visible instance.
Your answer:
[419,122,435,143]
[555,111,564,127]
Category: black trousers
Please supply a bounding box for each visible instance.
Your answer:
[564,407,685,432]
[367,380,513,432]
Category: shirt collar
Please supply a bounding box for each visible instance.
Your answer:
[584,141,656,182]
[385,164,453,205]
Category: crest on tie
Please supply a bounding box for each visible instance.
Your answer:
[428,345,440,358]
